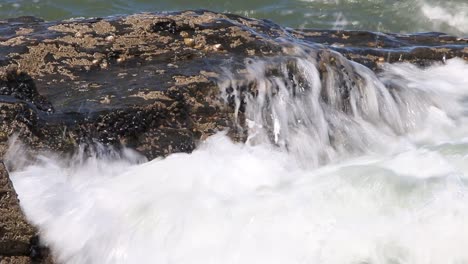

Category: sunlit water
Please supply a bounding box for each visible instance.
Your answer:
[1,0,468,35]
[6,43,468,264]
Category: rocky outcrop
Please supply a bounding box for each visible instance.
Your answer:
[0,10,467,262]
[0,163,51,263]
[1,11,467,160]
[0,162,34,257]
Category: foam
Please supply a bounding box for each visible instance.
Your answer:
[10,132,468,264]
[420,1,468,34]
[8,56,468,263]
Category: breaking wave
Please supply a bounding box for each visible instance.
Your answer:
[7,49,468,263]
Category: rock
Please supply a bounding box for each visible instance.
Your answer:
[0,163,51,263]
[0,162,35,256]
[0,10,467,262]
[0,255,53,264]
[0,10,466,160]
[0,256,31,264]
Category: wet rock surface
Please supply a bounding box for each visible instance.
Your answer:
[0,162,34,257]
[0,10,467,262]
[1,10,467,160]
[0,163,51,263]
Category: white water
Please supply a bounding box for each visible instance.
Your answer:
[420,1,468,34]
[7,55,468,263]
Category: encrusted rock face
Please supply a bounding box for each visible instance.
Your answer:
[0,256,30,264]
[1,10,467,160]
[0,162,35,257]
[0,163,52,263]
[0,10,467,262]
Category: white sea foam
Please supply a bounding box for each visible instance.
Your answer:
[9,132,468,264]
[219,54,468,166]
[420,1,468,34]
[8,57,468,263]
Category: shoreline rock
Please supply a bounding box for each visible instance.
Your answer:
[1,10,467,160]
[1,10,467,262]
[0,163,51,263]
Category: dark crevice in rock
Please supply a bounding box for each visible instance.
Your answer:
[0,71,53,113]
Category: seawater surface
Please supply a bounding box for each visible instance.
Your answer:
[7,56,468,263]
[1,0,468,35]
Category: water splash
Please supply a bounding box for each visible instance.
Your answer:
[219,47,468,167]
[420,1,468,34]
[8,50,468,263]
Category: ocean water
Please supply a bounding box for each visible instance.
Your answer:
[8,52,468,263]
[1,0,468,35]
[4,1,468,263]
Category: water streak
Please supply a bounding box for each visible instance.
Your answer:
[219,48,468,166]
[7,50,468,263]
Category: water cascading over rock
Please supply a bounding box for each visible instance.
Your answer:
[219,44,468,167]
[1,10,468,263]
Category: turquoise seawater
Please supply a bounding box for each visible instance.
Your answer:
[1,0,467,35]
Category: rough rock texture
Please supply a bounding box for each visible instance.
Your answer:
[1,11,467,160]
[0,10,467,262]
[0,163,51,263]
[0,256,30,264]
[0,256,52,264]
[0,162,34,256]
